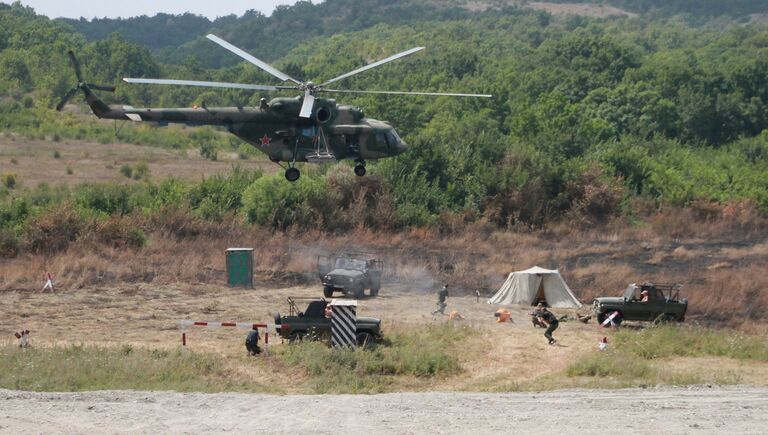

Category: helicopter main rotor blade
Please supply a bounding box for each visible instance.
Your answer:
[56,87,79,111]
[299,89,315,118]
[67,50,83,82]
[321,89,492,98]
[122,77,293,92]
[320,47,425,87]
[206,34,302,85]
[88,84,116,92]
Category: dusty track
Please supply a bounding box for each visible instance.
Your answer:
[1,386,766,434]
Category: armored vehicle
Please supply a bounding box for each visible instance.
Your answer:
[274,298,382,347]
[592,282,688,326]
[318,253,383,298]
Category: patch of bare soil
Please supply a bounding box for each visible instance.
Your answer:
[1,386,766,434]
[0,136,274,187]
[528,2,636,18]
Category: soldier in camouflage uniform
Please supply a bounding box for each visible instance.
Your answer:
[431,284,449,315]
[534,303,559,345]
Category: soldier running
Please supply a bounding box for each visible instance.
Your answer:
[534,302,559,345]
[431,284,449,315]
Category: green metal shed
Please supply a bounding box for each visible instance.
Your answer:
[226,248,254,288]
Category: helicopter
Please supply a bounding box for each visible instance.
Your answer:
[57,34,491,181]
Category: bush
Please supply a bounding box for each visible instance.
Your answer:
[0,229,20,258]
[94,216,146,249]
[188,167,262,221]
[2,173,17,189]
[23,202,85,253]
[242,174,327,230]
[53,150,61,159]
[199,143,217,161]
[132,161,150,180]
[119,164,132,178]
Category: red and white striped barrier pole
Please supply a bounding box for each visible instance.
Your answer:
[601,311,620,328]
[179,320,284,355]
[41,272,55,293]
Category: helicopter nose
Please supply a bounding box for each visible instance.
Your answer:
[397,140,408,154]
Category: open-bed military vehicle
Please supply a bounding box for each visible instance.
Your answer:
[593,282,687,326]
[274,297,382,347]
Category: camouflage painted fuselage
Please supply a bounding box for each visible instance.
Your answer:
[83,88,407,163]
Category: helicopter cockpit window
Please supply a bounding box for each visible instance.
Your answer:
[385,131,400,147]
[375,133,387,146]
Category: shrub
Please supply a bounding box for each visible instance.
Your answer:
[119,164,132,178]
[188,167,262,221]
[23,202,85,253]
[132,161,150,180]
[0,229,20,258]
[242,174,327,230]
[94,216,146,249]
[53,150,61,159]
[2,173,17,189]
[74,184,133,216]
[200,143,217,161]
[66,166,73,175]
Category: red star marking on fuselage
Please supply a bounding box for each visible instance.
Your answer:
[260,134,271,147]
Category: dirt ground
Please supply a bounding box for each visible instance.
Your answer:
[1,385,766,434]
[3,282,768,392]
[0,136,274,187]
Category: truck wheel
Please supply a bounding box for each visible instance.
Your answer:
[370,286,379,297]
[288,331,305,343]
[354,287,364,299]
[612,314,623,327]
[323,286,333,298]
[356,332,374,349]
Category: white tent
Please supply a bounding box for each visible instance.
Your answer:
[488,266,582,308]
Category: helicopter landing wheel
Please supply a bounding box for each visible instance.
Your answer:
[285,167,301,182]
[354,164,366,177]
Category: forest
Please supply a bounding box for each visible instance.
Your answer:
[1,0,767,257]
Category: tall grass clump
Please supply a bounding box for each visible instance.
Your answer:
[566,349,655,379]
[0,343,254,392]
[611,326,768,361]
[567,326,768,383]
[277,323,472,393]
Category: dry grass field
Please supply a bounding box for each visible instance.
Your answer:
[3,282,767,394]
[0,135,274,187]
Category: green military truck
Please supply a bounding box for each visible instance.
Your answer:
[317,253,383,298]
[593,282,688,326]
[274,298,383,347]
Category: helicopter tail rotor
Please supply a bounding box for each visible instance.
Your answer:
[56,50,116,111]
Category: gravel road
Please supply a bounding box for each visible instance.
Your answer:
[2,386,766,434]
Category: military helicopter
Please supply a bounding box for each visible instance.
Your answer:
[57,34,491,181]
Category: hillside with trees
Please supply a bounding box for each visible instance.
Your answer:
[1,0,767,257]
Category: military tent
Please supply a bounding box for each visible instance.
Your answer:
[488,266,582,308]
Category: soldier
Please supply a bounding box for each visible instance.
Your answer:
[431,284,449,315]
[535,302,559,345]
